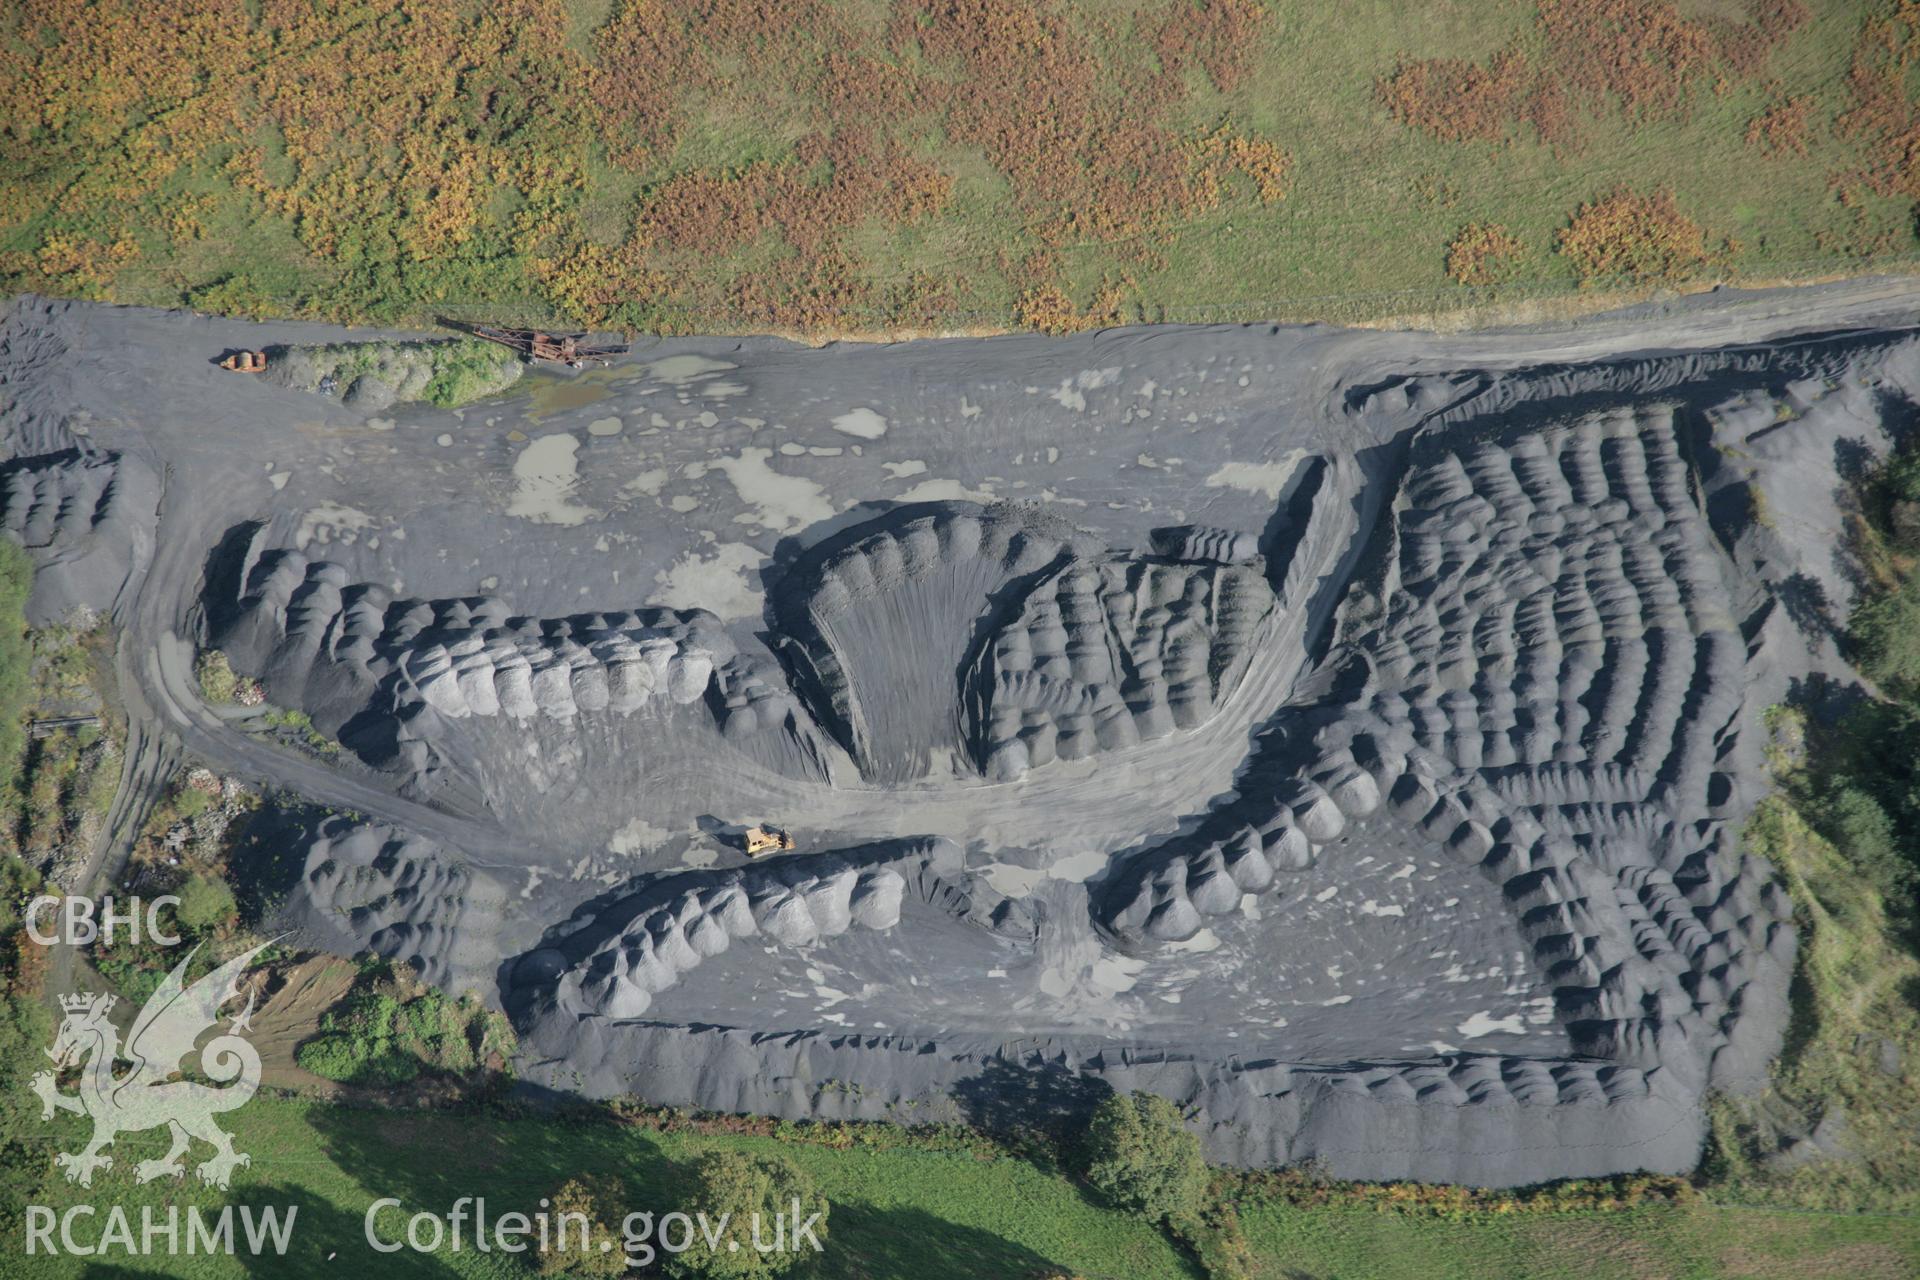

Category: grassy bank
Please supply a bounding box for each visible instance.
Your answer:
[2,1,1916,336]
[8,1095,1918,1279]
[1696,444,1920,1213]
[1236,1197,1918,1279]
[12,1096,1190,1279]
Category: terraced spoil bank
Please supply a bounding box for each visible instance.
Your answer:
[7,281,1918,1183]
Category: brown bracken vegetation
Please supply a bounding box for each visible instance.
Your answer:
[0,0,595,317]
[1557,187,1726,284]
[1838,1,1920,208]
[0,0,1890,336]
[0,0,1293,334]
[588,0,1290,326]
[1815,1,1920,260]
[1376,51,1529,145]
[728,251,874,333]
[893,0,1282,247]
[1379,0,1808,149]
[1193,129,1294,204]
[1746,96,1814,156]
[1012,280,1134,336]
[1445,223,1527,286]
[1009,250,1135,335]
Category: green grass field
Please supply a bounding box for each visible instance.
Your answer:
[2,1,1916,335]
[8,1095,1919,1279]
[1237,1198,1919,1280]
[11,1097,1189,1279]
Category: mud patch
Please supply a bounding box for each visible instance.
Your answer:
[508,434,600,525]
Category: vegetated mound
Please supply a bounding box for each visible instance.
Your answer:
[0,447,158,625]
[265,339,522,411]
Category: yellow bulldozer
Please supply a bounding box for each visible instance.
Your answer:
[743,825,795,856]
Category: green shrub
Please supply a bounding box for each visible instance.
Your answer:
[296,1032,421,1085]
[92,931,220,1006]
[1801,699,1920,924]
[666,1151,828,1279]
[396,992,479,1072]
[171,785,212,820]
[194,649,240,703]
[297,974,508,1086]
[1819,784,1898,881]
[423,339,519,407]
[0,853,53,1238]
[1849,573,1920,699]
[34,629,90,691]
[1850,441,1920,699]
[173,872,238,932]
[82,754,119,815]
[1871,446,1920,548]
[1081,1091,1211,1223]
[1810,441,1920,927]
[535,1176,629,1278]
[1167,1199,1253,1280]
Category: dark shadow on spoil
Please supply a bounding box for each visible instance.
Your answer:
[1775,939,1824,1079]
[752,498,900,663]
[1833,434,1879,488]
[501,836,980,1025]
[951,1055,1114,1145]
[1774,571,1836,640]
[504,865,661,976]
[1256,452,1324,593]
[1088,690,1352,949]
[1340,370,1490,420]
[762,498,903,584]
[330,698,407,773]
[1783,672,1872,731]
[196,519,266,643]
[1702,479,1753,565]
[0,444,91,483]
[1301,436,1407,658]
[225,798,336,926]
[1340,374,1407,415]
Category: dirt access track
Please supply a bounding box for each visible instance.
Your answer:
[5,278,1917,1186]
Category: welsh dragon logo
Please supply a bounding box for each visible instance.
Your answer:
[32,943,267,1189]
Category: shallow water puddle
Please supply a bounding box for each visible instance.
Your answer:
[525,377,614,419]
